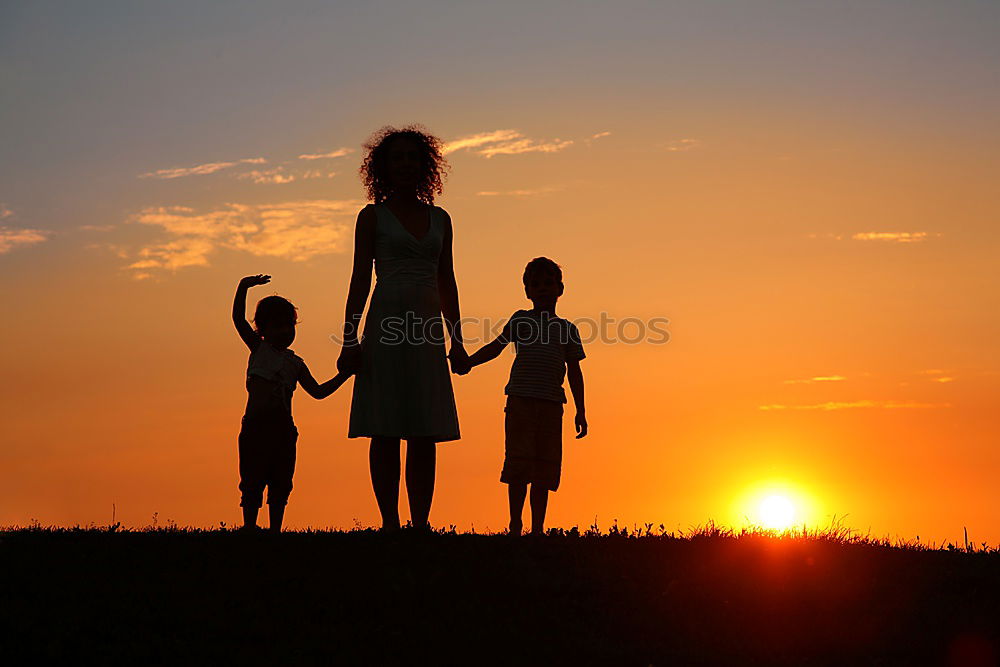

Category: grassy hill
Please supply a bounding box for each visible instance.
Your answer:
[2,525,998,665]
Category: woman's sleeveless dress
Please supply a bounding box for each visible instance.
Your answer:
[348,203,461,442]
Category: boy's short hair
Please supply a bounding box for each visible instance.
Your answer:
[252,295,298,333]
[523,257,562,285]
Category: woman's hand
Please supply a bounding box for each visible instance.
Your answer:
[448,345,470,376]
[337,343,363,375]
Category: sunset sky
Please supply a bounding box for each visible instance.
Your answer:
[2,1,998,544]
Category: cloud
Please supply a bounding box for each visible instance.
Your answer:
[476,187,559,197]
[479,138,573,158]
[237,168,337,184]
[297,147,353,160]
[0,206,51,253]
[444,130,573,158]
[79,224,116,232]
[0,225,50,254]
[782,375,847,384]
[123,199,360,276]
[852,232,931,243]
[139,157,267,180]
[443,130,522,154]
[759,400,950,411]
[238,168,296,185]
[915,369,954,383]
[590,131,611,140]
[664,139,701,152]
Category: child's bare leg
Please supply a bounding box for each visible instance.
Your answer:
[405,438,436,530]
[370,437,401,531]
[268,503,285,533]
[242,506,259,530]
[507,483,527,535]
[529,484,549,535]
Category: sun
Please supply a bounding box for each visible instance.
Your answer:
[758,494,796,530]
[733,480,820,532]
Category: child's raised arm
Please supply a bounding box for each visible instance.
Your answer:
[233,274,269,351]
[298,363,352,400]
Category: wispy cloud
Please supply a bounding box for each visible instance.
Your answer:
[0,205,51,253]
[852,232,931,243]
[443,130,522,154]
[236,167,338,184]
[238,168,296,185]
[664,138,701,152]
[123,199,361,277]
[0,226,50,254]
[917,369,955,383]
[139,157,267,180]
[444,130,573,158]
[759,400,950,411]
[79,224,116,232]
[783,375,847,384]
[479,138,573,158]
[476,186,559,197]
[590,131,611,140]
[297,147,353,160]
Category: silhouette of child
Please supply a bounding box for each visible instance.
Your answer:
[458,258,587,535]
[233,274,351,532]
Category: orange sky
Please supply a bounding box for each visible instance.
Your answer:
[2,2,999,544]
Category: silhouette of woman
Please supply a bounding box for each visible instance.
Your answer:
[338,126,468,531]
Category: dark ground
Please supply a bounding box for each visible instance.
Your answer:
[2,527,999,666]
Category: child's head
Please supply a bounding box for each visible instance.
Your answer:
[360,125,449,204]
[252,295,298,349]
[522,257,564,307]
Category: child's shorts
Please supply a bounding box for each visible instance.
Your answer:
[238,413,298,509]
[501,394,563,491]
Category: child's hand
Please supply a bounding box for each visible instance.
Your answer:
[448,347,471,375]
[337,343,363,375]
[239,274,271,288]
[574,412,588,439]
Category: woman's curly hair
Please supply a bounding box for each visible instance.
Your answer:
[360,125,449,204]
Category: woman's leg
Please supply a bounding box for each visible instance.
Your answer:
[370,437,401,531]
[405,438,436,529]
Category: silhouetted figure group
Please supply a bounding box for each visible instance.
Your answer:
[232,126,587,534]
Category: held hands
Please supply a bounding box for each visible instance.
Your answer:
[337,343,363,376]
[239,274,271,288]
[575,412,588,439]
[448,346,471,376]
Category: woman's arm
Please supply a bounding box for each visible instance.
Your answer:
[437,208,465,355]
[337,207,376,374]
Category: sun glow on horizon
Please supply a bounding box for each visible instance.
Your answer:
[758,494,796,530]
[734,480,820,532]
